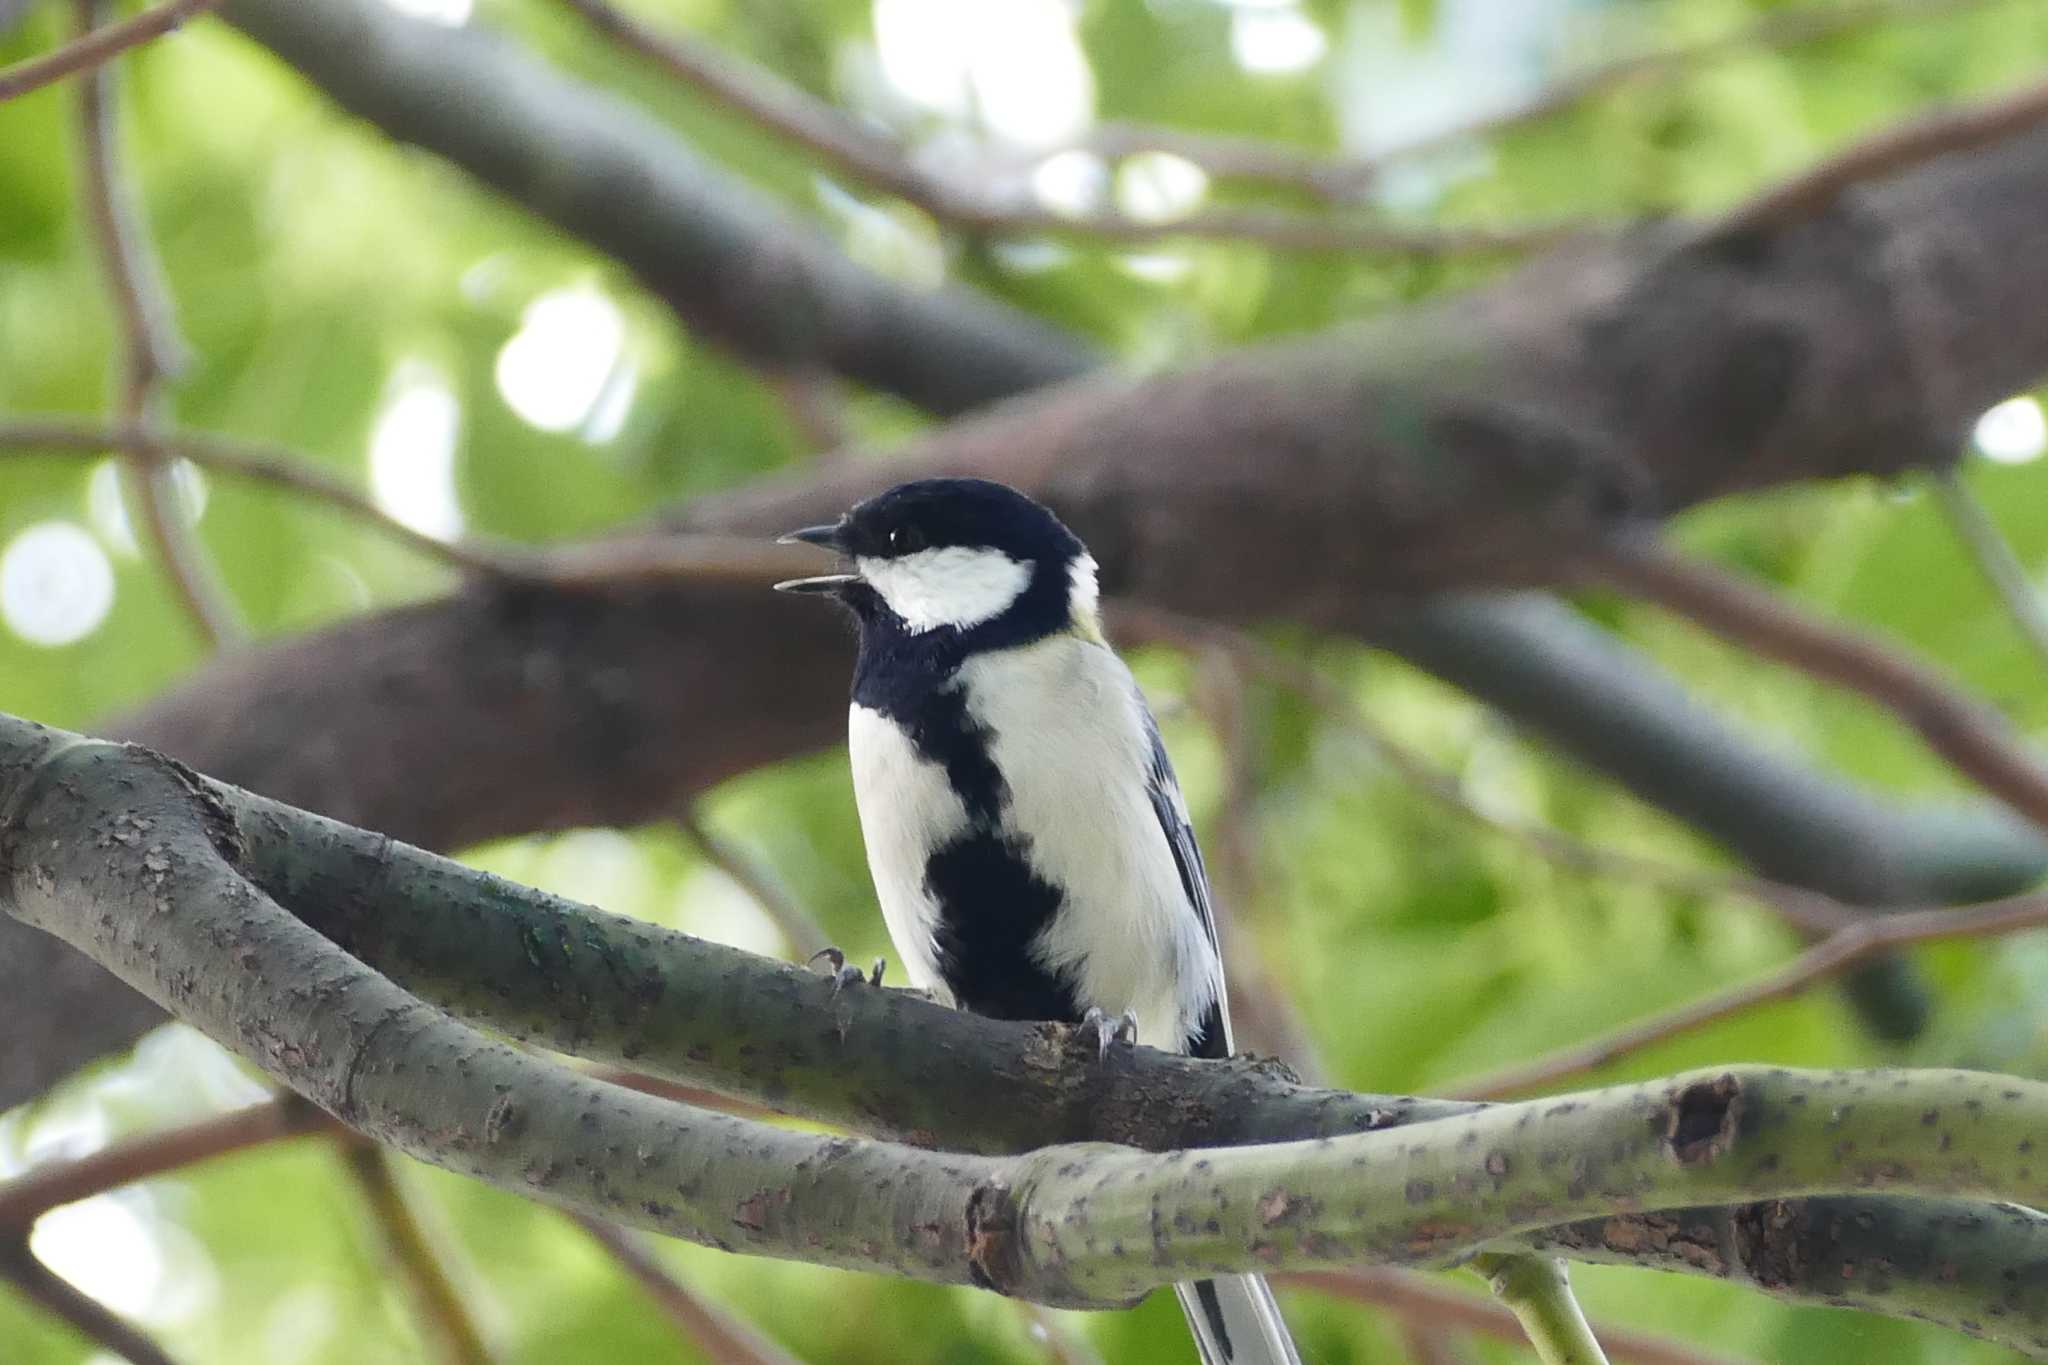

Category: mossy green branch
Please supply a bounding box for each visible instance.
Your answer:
[7,716,2048,1353]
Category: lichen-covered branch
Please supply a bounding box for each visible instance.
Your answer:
[7,712,2048,1350]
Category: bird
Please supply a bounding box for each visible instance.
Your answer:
[775,476,1302,1365]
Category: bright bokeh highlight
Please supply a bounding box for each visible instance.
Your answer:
[0,521,116,647]
[368,361,465,538]
[873,0,1094,147]
[495,287,628,435]
[1974,396,2048,465]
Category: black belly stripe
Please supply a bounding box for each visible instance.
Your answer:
[906,684,1008,824]
[923,829,1081,1023]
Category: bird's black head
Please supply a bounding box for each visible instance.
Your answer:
[774,478,1098,647]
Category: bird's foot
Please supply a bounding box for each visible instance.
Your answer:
[1078,1007,1139,1063]
[807,947,882,996]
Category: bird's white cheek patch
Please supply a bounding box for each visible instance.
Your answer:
[858,547,1031,632]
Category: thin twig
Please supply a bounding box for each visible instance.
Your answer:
[676,808,833,960]
[0,0,216,102]
[1113,604,1856,939]
[0,1095,329,1229]
[1587,538,2048,836]
[1185,645,1329,1075]
[0,419,824,585]
[549,0,1558,257]
[0,1231,180,1365]
[1084,0,2010,202]
[1448,888,2048,1100]
[70,0,241,648]
[569,1215,802,1365]
[1288,1269,1751,1365]
[1932,468,2048,678]
[1709,69,2048,239]
[337,1141,492,1365]
[0,418,515,575]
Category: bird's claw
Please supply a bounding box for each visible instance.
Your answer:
[808,947,887,996]
[1078,1007,1139,1063]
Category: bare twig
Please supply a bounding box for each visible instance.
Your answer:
[1932,468,2048,678]
[337,1141,492,1365]
[1289,1269,1752,1365]
[1448,888,2048,1100]
[1184,645,1328,1074]
[569,1215,801,1365]
[549,0,1558,257]
[0,0,216,102]
[0,1095,323,1365]
[0,1095,328,1229]
[1085,0,2010,202]
[0,419,823,585]
[0,1231,180,1365]
[0,418,507,574]
[1709,70,2048,239]
[675,808,833,960]
[1587,538,2048,835]
[70,0,241,648]
[1114,604,1857,940]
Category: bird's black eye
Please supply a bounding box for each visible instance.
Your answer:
[886,525,927,555]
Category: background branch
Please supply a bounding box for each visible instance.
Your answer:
[70,0,242,648]
[16,0,2048,1159]
[337,1141,493,1365]
[0,0,216,102]
[0,1232,178,1365]
[1587,537,2048,833]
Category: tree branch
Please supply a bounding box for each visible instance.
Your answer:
[1467,1254,1610,1365]
[549,0,1568,258]
[0,1232,178,1365]
[1289,1270,1742,1365]
[4,716,2047,1347]
[1452,886,2048,1101]
[27,0,2048,1108]
[0,0,216,102]
[217,0,1085,418]
[570,1215,801,1365]
[1932,468,2048,677]
[1710,71,2048,240]
[1587,538,2048,834]
[71,0,242,648]
[337,1142,492,1365]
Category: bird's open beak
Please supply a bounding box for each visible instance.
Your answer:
[776,523,846,550]
[772,573,860,596]
[774,521,857,596]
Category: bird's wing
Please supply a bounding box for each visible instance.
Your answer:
[1141,704,1232,1059]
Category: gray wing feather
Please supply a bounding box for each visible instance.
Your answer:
[1140,704,1231,1058]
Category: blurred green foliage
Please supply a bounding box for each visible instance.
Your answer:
[6,0,2048,1361]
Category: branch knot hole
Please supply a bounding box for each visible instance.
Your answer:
[1665,1073,1744,1166]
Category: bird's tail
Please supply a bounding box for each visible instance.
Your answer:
[1175,1274,1301,1365]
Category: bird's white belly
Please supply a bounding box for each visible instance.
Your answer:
[847,703,961,1001]
[848,635,1220,1052]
